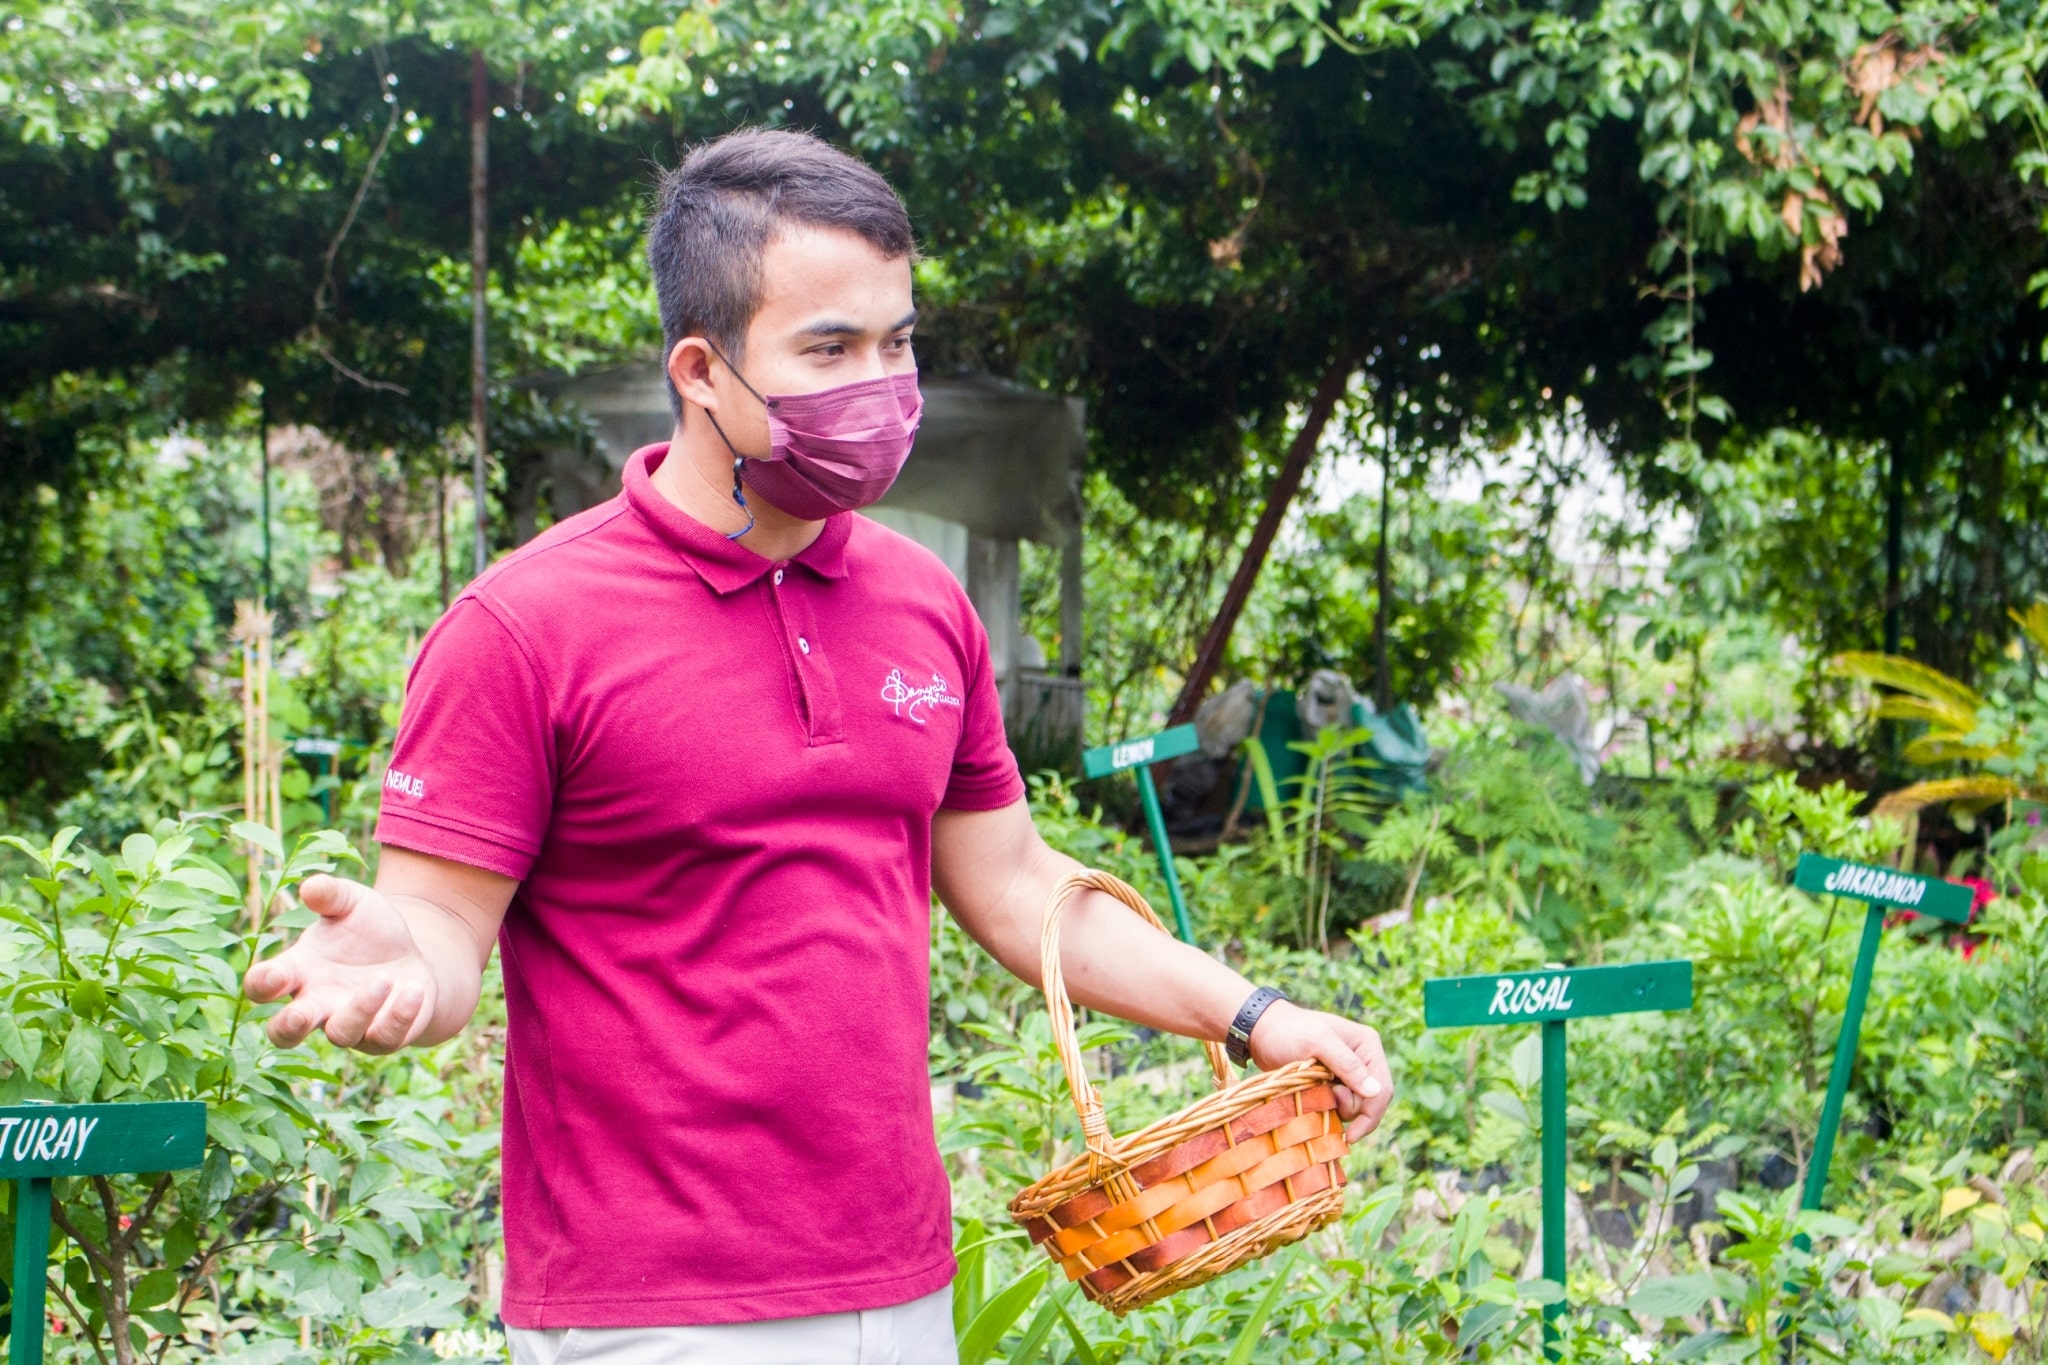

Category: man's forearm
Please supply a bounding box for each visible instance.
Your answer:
[388,895,490,1045]
[935,803,1392,1137]
[1001,840,1254,1045]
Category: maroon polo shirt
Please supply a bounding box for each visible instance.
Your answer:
[374,442,1025,1328]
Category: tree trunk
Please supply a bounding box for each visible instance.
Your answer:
[1373,444,1392,713]
[1169,356,1352,724]
[1882,442,1906,774]
[469,50,490,576]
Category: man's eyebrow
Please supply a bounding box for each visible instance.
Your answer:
[794,309,919,339]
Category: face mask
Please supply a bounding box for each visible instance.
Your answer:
[702,342,922,534]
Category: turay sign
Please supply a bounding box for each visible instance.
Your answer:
[3,1101,205,1364]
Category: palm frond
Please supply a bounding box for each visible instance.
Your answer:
[1871,695,1980,733]
[2012,601,2048,657]
[1829,652,1986,713]
[1901,736,2014,766]
[1873,776,2028,819]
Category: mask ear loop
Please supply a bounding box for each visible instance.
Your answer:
[701,415,754,541]
[697,337,766,541]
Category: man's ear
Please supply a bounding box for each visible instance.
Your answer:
[667,337,720,415]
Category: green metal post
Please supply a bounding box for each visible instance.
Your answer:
[1541,1020,1567,1358]
[11,1176,50,1365]
[1801,903,1887,1215]
[1133,765,1194,943]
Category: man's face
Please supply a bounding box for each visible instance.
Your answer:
[676,225,917,458]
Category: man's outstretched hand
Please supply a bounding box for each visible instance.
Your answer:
[1247,1001,1394,1143]
[243,873,437,1054]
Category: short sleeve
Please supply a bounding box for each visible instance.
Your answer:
[373,597,555,880]
[941,602,1026,812]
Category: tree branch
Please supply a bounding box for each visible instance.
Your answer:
[1170,353,1355,723]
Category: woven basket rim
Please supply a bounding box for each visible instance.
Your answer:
[1008,1057,1333,1219]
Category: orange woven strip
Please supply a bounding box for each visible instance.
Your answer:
[1057,1130,1291,1273]
[1131,1125,1343,1246]
[1087,1159,1341,1291]
[1054,1116,1344,1276]
[1048,1174,1191,1256]
[1045,1086,1338,1231]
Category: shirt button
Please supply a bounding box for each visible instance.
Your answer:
[772,569,784,585]
[798,636,812,655]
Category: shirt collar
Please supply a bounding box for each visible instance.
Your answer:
[623,442,850,595]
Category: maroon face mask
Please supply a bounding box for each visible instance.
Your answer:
[703,343,923,529]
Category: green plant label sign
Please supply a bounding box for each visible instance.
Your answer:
[1792,852,1973,924]
[1081,724,1202,779]
[0,1102,205,1180]
[1423,960,1694,1029]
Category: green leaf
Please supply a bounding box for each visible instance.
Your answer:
[1225,1250,1297,1365]
[165,864,241,900]
[230,821,284,863]
[67,979,107,1020]
[359,1273,469,1330]
[85,849,126,907]
[164,1218,199,1270]
[954,1216,988,1335]
[1930,88,1970,134]
[214,1338,316,1365]
[129,1268,178,1311]
[1480,1089,1531,1126]
[1625,1272,1719,1318]
[62,1018,104,1099]
[960,1265,1046,1365]
[1459,1299,1514,1346]
[1797,1210,1861,1240]
[0,1013,37,1074]
[135,1308,185,1337]
[120,832,158,878]
[1005,1297,1061,1365]
[1054,1298,1102,1365]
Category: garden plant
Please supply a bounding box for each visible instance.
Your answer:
[7,0,2048,1360]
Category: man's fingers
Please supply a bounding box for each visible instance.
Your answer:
[319,977,394,1049]
[1338,1025,1394,1143]
[358,983,428,1054]
[243,954,303,1003]
[266,997,325,1048]
[300,872,373,922]
[262,974,354,1047]
[1316,1024,1381,1111]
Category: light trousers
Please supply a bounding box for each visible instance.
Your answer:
[505,1284,958,1365]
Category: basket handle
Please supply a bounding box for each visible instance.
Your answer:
[1040,870,1235,1181]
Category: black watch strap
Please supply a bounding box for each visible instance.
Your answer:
[1224,986,1288,1067]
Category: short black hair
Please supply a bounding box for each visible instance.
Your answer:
[647,128,916,418]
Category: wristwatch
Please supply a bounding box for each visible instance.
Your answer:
[1224,986,1288,1068]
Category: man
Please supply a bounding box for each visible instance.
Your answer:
[243,128,1392,1364]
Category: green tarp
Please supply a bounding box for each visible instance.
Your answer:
[1242,689,1430,811]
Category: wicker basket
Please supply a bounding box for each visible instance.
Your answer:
[1006,870,1351,1314]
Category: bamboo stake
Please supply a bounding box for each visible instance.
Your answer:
[231,601,279,926]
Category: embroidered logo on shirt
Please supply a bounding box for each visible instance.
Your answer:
[880,668,964,725]
[384,768,425,799]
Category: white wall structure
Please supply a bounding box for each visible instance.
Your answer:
[531,365,1088,756]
